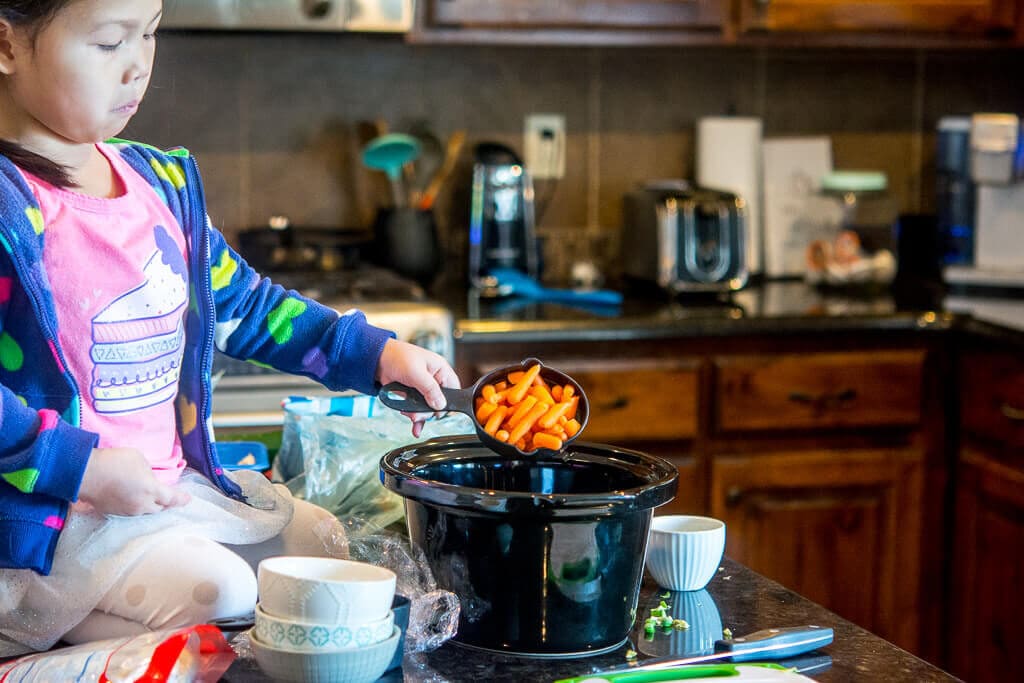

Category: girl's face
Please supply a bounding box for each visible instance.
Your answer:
[2,0,162,144]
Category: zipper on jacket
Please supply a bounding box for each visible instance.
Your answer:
[182,156,236,495]
[0,227,81,425]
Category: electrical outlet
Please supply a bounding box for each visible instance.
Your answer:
[524,113,566,180]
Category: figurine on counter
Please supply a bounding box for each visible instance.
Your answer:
[0,0,458,656]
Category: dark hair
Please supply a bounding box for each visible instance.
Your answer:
[0,1,77,187]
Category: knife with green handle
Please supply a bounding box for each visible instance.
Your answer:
[557,626,834,682]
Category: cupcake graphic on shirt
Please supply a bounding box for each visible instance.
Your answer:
[90,227,188,414]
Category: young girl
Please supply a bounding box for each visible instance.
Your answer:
[0,0,458,655]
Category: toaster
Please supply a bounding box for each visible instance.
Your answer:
[622,181,748,293]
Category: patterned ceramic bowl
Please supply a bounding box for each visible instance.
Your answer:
[254,603,394,653]
[257,556,396,625]
[251,625,401,683]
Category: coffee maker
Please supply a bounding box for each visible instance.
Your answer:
[468,142,540,295]
[944,113,1024,289]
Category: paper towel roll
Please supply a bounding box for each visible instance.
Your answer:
[696,117,763,275]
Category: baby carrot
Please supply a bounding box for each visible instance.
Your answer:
[484,404,508,436]
[481,384,497,403]
[508,400,550,445]
[476,400,498,423]
[562,384,575,400]
[528,384,555,406]
[507,370,525,384]
[564,418,581,438]
[565,395,579,420]
[495,429,510,443]
[505,395,538,430]
[551,385,563,402]
[532,432,563,451]
[506,364,541,405]
[538,400,574,430]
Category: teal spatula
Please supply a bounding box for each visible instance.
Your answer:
[361,133,420,208]
[490,267,623,307]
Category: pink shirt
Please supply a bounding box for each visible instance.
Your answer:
[24,143,189,484]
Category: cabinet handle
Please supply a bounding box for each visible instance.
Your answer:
[601,396,631,411]
[1000,402,1024,421]
[788,388,857,411]
[725,486,743,507]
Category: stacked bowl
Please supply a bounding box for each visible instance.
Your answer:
[250,556,400,683]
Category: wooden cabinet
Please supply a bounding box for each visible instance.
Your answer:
[948,346,1024,683]
[710,448,924,650]
[739,0,1020,37]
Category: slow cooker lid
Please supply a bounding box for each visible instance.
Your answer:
[380,435,678,517]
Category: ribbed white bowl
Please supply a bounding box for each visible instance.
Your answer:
[251,625,400,683]
[645,515,725,591]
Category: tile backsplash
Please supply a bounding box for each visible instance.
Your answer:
[124,33,1024,285]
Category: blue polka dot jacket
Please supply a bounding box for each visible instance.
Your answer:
[0,140,394,574]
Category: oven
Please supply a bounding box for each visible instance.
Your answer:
[210,266,453,429]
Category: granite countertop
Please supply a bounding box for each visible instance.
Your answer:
[223,557,958,682]
[437,279,1024,346]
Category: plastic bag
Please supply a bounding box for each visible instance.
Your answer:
[273,394,474,530]
[271,394,467,655]
[0,625,234,682]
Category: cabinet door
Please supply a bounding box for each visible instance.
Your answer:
[710,449,924,651]
[739,0,1019,35]
[949,449,1024,683]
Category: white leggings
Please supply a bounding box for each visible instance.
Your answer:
[62,498,337,644]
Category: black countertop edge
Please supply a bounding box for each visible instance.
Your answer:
[454,311,958,344]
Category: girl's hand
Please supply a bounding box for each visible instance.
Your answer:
[79,448,191,516]
[376,339,460,437]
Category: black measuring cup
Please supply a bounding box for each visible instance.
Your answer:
[378,357,589,458]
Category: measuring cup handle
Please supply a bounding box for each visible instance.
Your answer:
[378,383,474,415]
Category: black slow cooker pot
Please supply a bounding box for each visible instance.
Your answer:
[380,436,678,658]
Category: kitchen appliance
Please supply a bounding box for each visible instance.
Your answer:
[380,436,678,657]
[944,113,1024,290]
[622,181,748,294]
[936,116,975,265]
[210,266,453,429]
[159,0,412,32]
[468,143,541,296]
